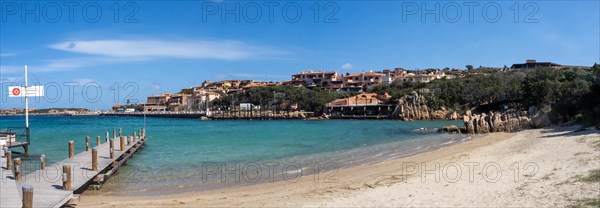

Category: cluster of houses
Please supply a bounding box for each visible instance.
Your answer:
[140,68,457,112]
[137,60,592,112]
[285,68,455,91]
[142,80,285,112]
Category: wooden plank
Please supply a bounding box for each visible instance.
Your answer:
[1,148,22,208]
[0,133,146,208]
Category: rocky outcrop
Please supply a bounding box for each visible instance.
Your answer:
[463,110,533,134]
[307,114,330,120]
[439,125,461,134]
[289,111,307,119]
[447,111,460,120]
[393,92,460,121]
[430,109,446,120]
[394,91,430,121]
[390,91,549,134]
[531,112,551,128]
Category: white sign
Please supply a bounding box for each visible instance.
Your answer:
[8,86,44,97]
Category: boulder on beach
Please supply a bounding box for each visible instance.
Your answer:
[531,112,551,128]
[439,125,461,134]
[464,115,475,134]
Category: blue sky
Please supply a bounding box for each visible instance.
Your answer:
[1,0,599,109]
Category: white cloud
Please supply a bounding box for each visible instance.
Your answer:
[0,53,16,57]
[1,60,98,74]
[340,63,354,70]
[42,56,148,72]
[152,85,161,90]
[48,39,285,61]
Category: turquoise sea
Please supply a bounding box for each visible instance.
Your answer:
[0,115,465,195]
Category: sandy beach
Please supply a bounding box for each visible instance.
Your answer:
[79,127,600,207]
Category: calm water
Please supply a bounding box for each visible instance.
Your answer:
[0,115,465,195]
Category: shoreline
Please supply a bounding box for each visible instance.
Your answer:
[90,132,471,197]
[79,126,600,207]
[79,130,506,204]
[85,129,470,196]
[80,127,600,207]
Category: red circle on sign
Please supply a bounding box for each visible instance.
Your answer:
[12,88,20,96]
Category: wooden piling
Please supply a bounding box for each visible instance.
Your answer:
[120,136,125,151]
[3,128,149,208]
[40,154,46,169]
[92,147,98,171]
[62,165,71,190]
[113,129,116,140]
[68,141,74,159]
[97,136,101,147]
[106,131,109,142]
[22,184,33,208]
[13,158,22,181]
[134,131,137,141]
[5,150,12,170]
[85,136,90,151]
[109,139,114,158]
[119,128,122,138]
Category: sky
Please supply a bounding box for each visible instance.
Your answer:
[0,0,599,110]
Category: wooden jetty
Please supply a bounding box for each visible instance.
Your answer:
[1,148,22,207]
[1,128,147,208]
[1,127,31,156]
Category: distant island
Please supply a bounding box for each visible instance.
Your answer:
[0,108,93,116]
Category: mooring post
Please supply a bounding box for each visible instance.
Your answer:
[92,147,98,171]
[85,136,90,151]
[13,158,22,181]
[106,131,109,142]
[113,129,117,140]
[68,141,74,159]
[120,136,125,151]
[40,154,46,169]
[133,131,137,141]
[62,165,71,190]
[119,128,122,138]
[22,184,33,208]
[109,139,114,158]
[138,129,142,140]
[6,150,12,170]
[97,136,101,147]
[142,128,146,139]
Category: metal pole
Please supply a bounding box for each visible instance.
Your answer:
[25,65,29,128]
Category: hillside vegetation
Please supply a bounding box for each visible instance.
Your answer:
[211,65,600,126]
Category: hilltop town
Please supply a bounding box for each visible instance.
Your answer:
[121,60,593,118]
